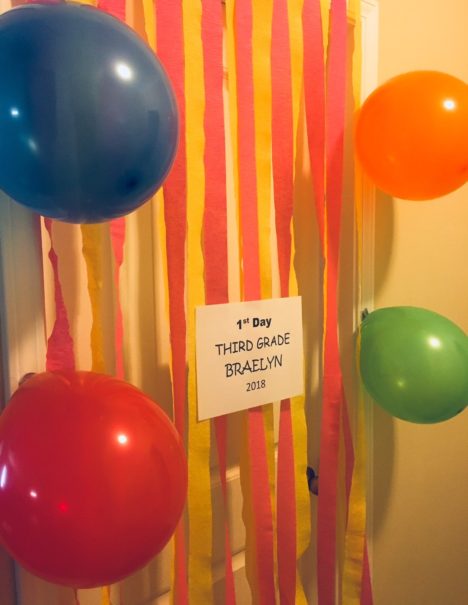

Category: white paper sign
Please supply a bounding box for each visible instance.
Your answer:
[196,297,304,420]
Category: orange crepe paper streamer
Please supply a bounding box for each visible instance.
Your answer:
[286,4,311,604]
[225,1,260,599]
[303,0,352,602]
[225,0,243,284]
[202,0,237,602]
[109,219,126,381]
[287,0,305,162]
[98,0,125,20]
[316,0,352,603]
[156,0,187,462]
[341,0,374,601]
[251,3,277,544]
[303,2,374,602]
[214,417,237,604]
[182,0,215,602]
[156,1,189,602]
[43,218,75,372]
[234,0,261,295]
[271,1,313,602]
[271,0,300,603]
[139,4,175,600]
[234,1,276,603]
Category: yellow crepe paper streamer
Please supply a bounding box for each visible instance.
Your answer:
[100,586,112,605]
[182,1,214,603]
[289,252,309,605]
[288,0,311,605]
[240,413,261,605]
[234,1,278,599]
[289,390,310,605]
[251,5,277,593]
[79,0,105,376]
[81,224,107,374]
[137,5,178,601]
[225,3,260,598]
[81,222,110,605]
[341,1,370,602]
[341,332,368,605]
[252,0,273,303]
[287,2,310,603]
[140,0,169,353]
[82,3,113,605]
[141,0,155,53]
[320,0,330,49]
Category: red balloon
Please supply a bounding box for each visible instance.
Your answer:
[0,371,187,588]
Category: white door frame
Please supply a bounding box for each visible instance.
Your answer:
[0,1,378,602]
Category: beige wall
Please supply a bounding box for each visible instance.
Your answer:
[372,1,468,603]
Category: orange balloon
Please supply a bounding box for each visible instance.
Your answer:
[355,71,468,200]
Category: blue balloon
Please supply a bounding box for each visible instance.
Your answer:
[0,3,178,223]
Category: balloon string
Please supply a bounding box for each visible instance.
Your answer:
[73,589,80,605]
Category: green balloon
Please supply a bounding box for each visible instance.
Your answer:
[359,307,468,423]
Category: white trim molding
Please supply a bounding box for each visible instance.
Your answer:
[359,0,379,575]
[0,196,46,401]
